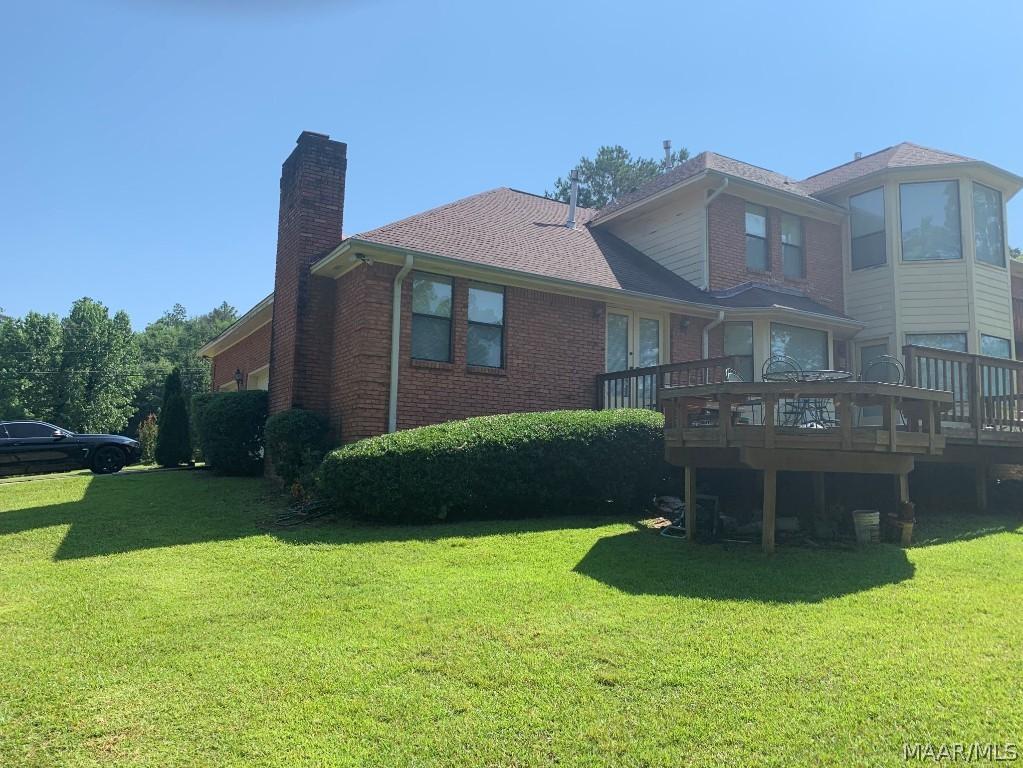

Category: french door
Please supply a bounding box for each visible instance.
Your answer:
[605,309,664,408]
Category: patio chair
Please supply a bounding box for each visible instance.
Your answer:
[762,355,802,382]
[724,367,764,425]
[861,355,905,385]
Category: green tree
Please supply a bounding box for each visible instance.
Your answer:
[131,302,237,435]
[53,298,140,433]
[1011,246,1021,261]
[547,143,690,209]
[0,311,63,422]
[154,368,192,467]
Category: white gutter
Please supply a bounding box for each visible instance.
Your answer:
[703,310,725,358]
[387,254,415,433]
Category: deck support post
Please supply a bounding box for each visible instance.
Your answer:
[975,465,988,513]
[762,468,777,554]
[684,466,697,541]
[896,472,910,505]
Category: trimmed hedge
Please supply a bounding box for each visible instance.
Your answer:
[318,409,664,524]
[265,408,330,486]
[195,390,268,476]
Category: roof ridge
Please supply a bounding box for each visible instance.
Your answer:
[893,141,974,162]
[505,186,597,211]
[802,144,899,181]
[707,151,799,181]
[356,188,507,238]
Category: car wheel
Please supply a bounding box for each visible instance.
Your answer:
[91,446,126,475]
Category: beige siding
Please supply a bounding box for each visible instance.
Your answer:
[973,262,1014,342]
[607,189,706,287]
[897,261,971,336]
[845,265,895,338]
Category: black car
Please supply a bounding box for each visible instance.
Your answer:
[0,421,141,476]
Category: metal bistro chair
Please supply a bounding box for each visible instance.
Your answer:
[724,366,764,425]
[858,354,906,427]
[861,354,905,385]
[763,355,814,426]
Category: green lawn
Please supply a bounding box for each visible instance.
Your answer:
[1,471,1021,767]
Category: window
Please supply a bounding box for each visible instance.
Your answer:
[850,187,886,269]
[981,334,1011,359]
[900,181,962,261]
[905,332,967,353]
[723,322,754,382]
[770,323,828,371]
[781,214,804,278]
[4,422,58,439]
[467,283,504,367]
[745,204,769,271]
[411,273,452,362]
[973,183,1005,267]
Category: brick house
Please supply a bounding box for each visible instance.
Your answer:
[199,132,1022,444]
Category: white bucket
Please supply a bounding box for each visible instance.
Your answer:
[852,510,880,545]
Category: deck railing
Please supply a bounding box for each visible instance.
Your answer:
[902,344,1023,438]
[595,356,740,410]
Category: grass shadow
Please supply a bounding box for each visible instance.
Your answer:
[0,470,270,560]
[573,527,916,604]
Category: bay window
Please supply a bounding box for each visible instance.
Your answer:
[981,334,1011,359]
[411,273,453,362]
[973,182,1005,267]
[770,323,828,371]
[745,204,769,271]
[850,187,886,269]
[899,181,962,261]
[467,283,505,368]
[905,332,967,353]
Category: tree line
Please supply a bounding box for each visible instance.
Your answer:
[0,297,237,435]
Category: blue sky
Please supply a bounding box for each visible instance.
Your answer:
[2,0,1021,327]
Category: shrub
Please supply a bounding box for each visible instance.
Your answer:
[136,413,158,464]
[265,408,330,487]
[196,390,268,476]
[155,369,192,467]
[190,392,216,461]
[318,409,664,524]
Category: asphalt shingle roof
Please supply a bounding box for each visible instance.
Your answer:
[800,142,974,195]
[356,187,850,319]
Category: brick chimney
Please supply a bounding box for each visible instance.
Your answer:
[268,131,347,416]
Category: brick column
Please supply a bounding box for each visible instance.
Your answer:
[268,131,347,416]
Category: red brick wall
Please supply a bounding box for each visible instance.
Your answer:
[707,193,843,310]
[395,274,606,432]
[268,131,346,416]
[329,264,395,443]
[210,323,272,391]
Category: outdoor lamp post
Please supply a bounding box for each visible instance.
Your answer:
[234,368,243,391]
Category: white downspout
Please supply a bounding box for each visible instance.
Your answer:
[388,253,415,433]
[703,310,725,358]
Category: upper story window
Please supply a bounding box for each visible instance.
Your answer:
[850,187,886,270]
[467,283,504,368]
[899,181,962,261]
[973,182,1005,267]
[781,214,804,278]
[411,273,453,362]
[745,204,769,272]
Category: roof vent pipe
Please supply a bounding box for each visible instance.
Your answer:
[566,169,579,229]
[663,139,672,168]
[854,151,863,160]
